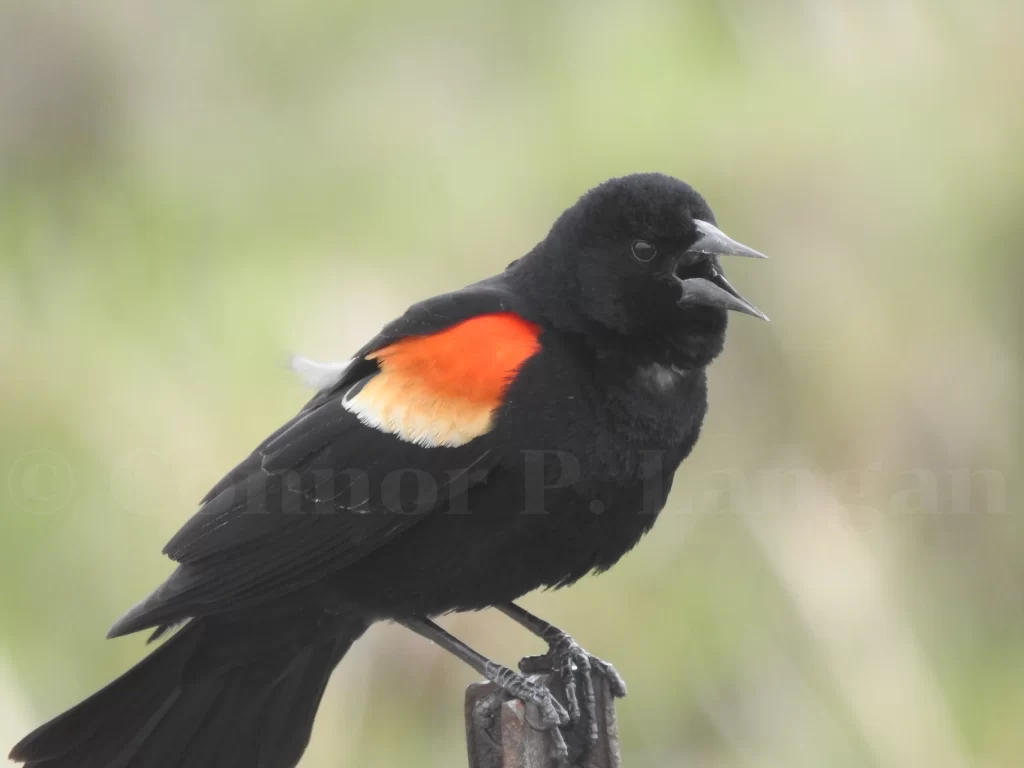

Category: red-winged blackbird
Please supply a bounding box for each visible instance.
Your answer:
[10,173,766,767]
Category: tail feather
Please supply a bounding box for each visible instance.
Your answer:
[258,641,343,767]
[174,676,256,768]
[133,681,220,768]
[10,612,366,768]
[11,624,201,764]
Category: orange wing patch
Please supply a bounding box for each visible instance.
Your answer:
[343,313,541,447]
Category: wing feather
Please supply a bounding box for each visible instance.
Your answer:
[110,281,538,636]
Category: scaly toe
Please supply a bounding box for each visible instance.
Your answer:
[518,652,554,675]
[527,684,570,728]
[592,658,628,697]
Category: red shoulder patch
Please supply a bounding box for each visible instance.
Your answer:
[343,313,541,446]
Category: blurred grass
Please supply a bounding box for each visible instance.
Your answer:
[1,0,1022,765]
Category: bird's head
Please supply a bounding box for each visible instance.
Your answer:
[515,173,767,369]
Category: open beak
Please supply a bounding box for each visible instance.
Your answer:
[673,220,769,321]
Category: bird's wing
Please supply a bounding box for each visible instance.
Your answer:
[110,279,543,636]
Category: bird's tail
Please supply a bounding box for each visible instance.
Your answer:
[9,607,367,768]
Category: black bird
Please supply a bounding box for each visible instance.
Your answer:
[10,172,767,767]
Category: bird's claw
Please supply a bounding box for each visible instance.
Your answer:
[519,677,571,729]
[518,632,627,746]
[483,660,571,762]
[519,683,570,764]
[586,654,628,698]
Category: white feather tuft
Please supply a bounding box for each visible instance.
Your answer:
[289,355,352,390]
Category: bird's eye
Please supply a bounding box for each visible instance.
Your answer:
[631,240,657,262]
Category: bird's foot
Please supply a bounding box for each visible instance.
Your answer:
[483,660,571,762]
[518,631,627,745]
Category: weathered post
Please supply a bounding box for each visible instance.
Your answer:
[465,672,621,768]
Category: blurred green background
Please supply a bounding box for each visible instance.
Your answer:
[1,0,1021,766]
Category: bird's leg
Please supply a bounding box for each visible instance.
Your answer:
[498,602,627,745]
[397,617,570,762]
